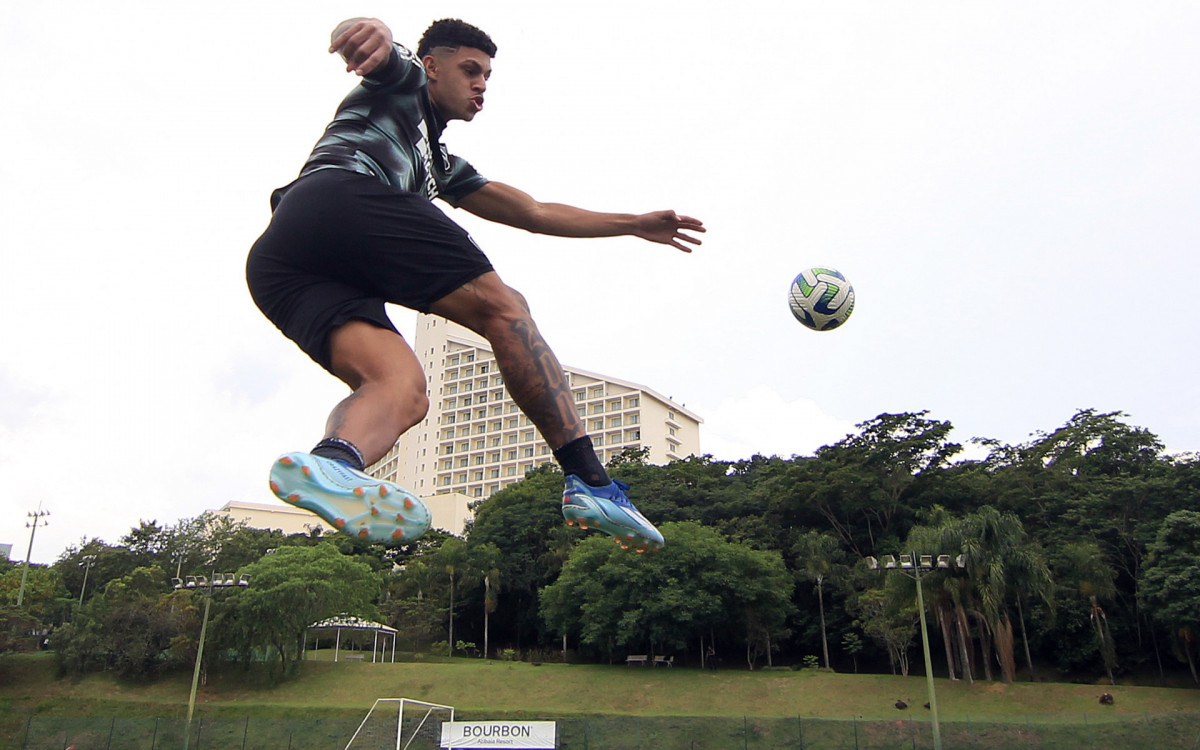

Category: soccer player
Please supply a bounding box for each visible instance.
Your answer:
[247,17,703,549]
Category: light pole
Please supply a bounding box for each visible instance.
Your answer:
[865,553,966,750]
[16,508,50,607]
[172,573,250,750]
[78,554,98,606]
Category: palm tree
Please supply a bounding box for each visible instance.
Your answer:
[1057,541,1119,684]
[436,538,472,657]
[793,531,846,669]
[470,543,502,660]
[921,506,1052,684]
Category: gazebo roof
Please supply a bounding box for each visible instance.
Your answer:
[307,614,398,634]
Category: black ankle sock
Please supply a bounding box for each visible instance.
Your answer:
[553,436,610,487]
[312,438,366,471]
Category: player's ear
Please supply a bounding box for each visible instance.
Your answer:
[422,54,439,79]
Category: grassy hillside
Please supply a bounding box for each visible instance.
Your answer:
[4,653,1200,747]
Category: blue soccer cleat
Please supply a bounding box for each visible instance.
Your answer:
[562,475,664,552]
[269,452,431,544]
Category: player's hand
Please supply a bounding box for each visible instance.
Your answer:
[330,18,393,76]
[633,211,705,253]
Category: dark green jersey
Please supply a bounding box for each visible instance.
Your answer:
[278,43,488,208]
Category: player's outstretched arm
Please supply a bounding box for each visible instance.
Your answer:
[330,17,393,76]
[459,181,705,253]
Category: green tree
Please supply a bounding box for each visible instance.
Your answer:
[541,521,794,668]
[1140,510,1200,684]
[807,412,961,556]
[792,530,848,669]
[222,543,379,676]
[1056,541,1119,684]
[49,567,195,679]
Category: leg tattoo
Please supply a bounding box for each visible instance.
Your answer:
[494,318,583,450]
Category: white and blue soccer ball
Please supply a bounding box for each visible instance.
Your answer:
[788,267,855,331]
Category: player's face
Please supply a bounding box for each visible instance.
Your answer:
[425,47,493,122]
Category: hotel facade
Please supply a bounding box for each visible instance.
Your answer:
[367,315,703,501]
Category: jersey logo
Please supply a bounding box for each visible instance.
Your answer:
[415,120,440,199]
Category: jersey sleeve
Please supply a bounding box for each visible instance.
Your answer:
[361,44,426,94]
[438,155,489,206]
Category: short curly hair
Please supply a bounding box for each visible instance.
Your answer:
[417,19,497,58]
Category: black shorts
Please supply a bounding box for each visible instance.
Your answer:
[246,169,493,373]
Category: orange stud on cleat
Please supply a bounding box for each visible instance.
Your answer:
[403,497,415,510]
[334,518,346,528]
[269,481,280,493]
[565,520,575,527]
[392,529,405,540]
[302,466,312,477]
[636,549,646,554]
[613,538,622,545]
[379,486,389,497]
[353,487,365,496]
[358,528,370,539]
[395,513,406,522]
[370,506,379,516]
[287,493,300,502]
[279,456,294,466]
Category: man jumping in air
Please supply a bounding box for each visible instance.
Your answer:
[247,17,703,550]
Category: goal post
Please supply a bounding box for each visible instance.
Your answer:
[344,698,456,750]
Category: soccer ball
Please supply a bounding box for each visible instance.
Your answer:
[788,267,855,331]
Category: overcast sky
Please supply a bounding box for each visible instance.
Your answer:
[3,1,1198,564]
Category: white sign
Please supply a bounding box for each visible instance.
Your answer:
[440,721,557,749]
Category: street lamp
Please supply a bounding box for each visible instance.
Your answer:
[78,555,97,606]
[865,553,966,750]
[172,572,251,750]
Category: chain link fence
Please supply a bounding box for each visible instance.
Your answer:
[10,712,1200,749]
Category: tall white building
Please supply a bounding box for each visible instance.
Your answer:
[368,316,702,500]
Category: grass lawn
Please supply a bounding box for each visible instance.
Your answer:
[4,653,1200,747]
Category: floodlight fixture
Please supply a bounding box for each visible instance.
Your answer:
[171,577,184,589]
[865,556,879,570]
[238,574,251,587]
[899,554,914,569]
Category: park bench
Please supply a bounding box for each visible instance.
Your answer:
[625,654,648,666]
